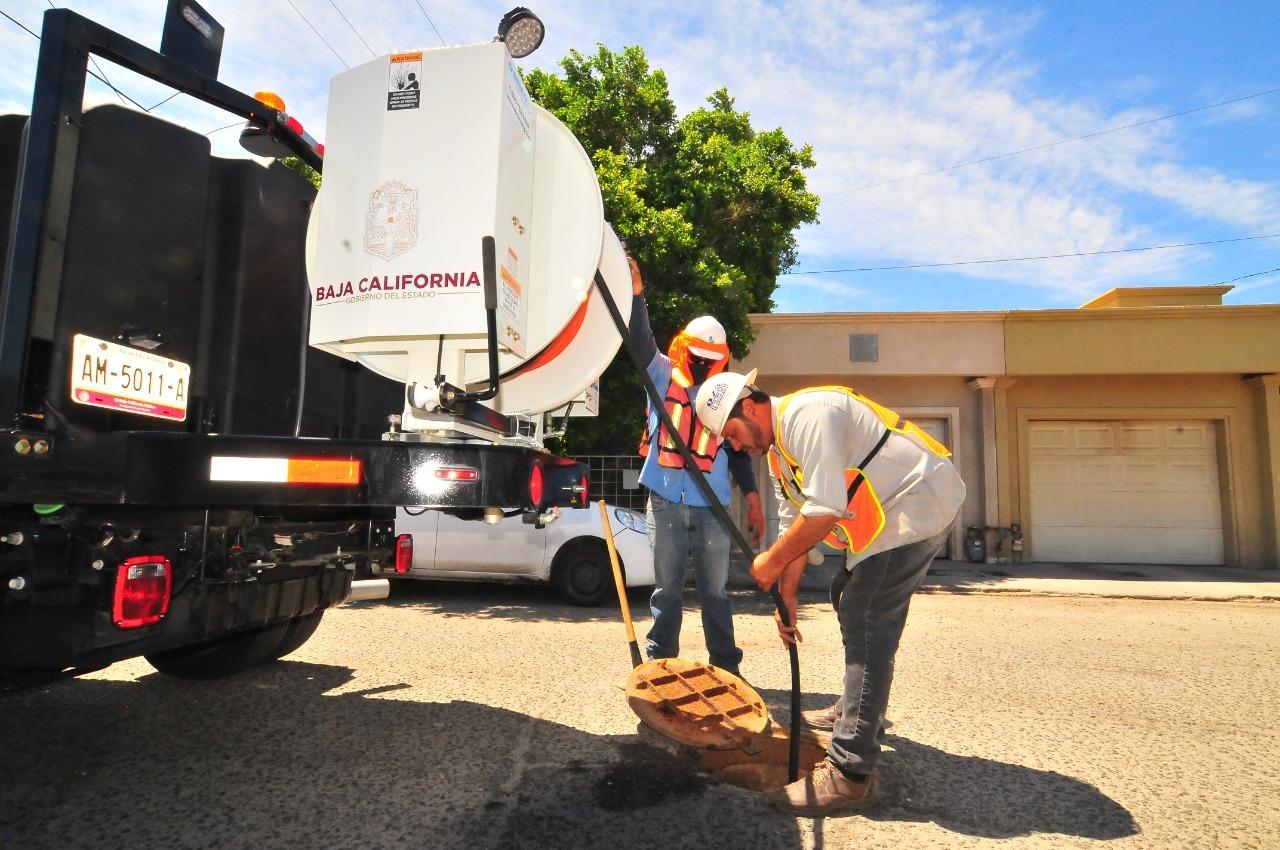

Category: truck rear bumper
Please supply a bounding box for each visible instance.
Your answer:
[0,561,353,671]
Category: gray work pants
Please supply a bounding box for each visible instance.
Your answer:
[826,527,951,777]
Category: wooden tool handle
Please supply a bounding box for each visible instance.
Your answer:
[598,500,643,668]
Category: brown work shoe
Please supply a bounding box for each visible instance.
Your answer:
[801,703,841,730]
[801,705,892,739]
[769,761,879,816]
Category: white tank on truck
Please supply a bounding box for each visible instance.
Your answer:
[305,33,631,439]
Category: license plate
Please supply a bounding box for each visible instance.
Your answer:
[70,334,191,421]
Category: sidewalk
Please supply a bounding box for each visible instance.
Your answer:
[728,555,1280,601]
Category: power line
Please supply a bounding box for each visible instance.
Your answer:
[205,120,244,136]
[0,9,38,39]
[284,0,350,69]
[781,233,1280,276]
[148,91,180,112]
[5,8,183,112]
[1217,266,1280,286]
[828,86,1280,197]
[410,0,447,46]
[327,0,376,58]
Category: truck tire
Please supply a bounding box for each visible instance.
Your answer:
[144,619,290,679]
[553,540,613,607]
[272,610,325,660]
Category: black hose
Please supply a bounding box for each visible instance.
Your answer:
[594,271,802,783]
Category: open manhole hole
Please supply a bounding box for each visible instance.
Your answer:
[696,725,829,792]
[625,658,828,792]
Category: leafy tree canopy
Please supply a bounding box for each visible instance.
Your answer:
[524,45,820,453]
[280,155,320,189]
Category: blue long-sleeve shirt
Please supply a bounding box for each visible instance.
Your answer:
[630,292,757,506]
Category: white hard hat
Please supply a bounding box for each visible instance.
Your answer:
[695,368,758,435]
[683,315,727,359]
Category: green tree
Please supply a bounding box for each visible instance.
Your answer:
[280,155,320,189]
[525,46,819,453]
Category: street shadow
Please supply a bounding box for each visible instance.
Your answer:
[0,661,801,850]
[755,685,1137,842]
[870,735,1139,840]
[367,581,784,628]
[354,578,655,625]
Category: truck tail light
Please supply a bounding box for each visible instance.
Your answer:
[112,556,172,629]
[529,464,544,507]
[394,534,413,574]
[433,466,478,482]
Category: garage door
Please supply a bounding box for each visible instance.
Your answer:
[1029,420,1224,565]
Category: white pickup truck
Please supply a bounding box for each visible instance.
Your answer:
[384,504,654,606]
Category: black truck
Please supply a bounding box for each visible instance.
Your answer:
[0,5,589,688]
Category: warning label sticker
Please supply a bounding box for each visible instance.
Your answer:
[387,52,422,111]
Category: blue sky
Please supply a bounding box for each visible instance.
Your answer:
[1,1,1277,313]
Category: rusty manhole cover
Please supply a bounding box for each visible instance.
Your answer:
[625,658,770,750]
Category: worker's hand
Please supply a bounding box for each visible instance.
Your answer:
[750,549,786,592]
[627,256,644,296]
[746,492,764,547]
[773,557,805,646]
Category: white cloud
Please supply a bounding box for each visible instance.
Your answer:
[616,1,1280,296]
[1,0,1275,303]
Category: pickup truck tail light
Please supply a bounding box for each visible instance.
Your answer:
[528,464,544,508]
[394,534,413,574]
[112,556,172,629]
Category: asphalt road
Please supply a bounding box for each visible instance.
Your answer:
[3,582,1278,850]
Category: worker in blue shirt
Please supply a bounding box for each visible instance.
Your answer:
[627,256,763,676]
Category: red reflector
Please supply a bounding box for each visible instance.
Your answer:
[433,466,479,482]
[112,556,172,629]
[529,464,544,507]
[286,115,304,135]
[316,143,325,157]
[395,534,413,574]
[580,473,589,506]
[287,458,362,486]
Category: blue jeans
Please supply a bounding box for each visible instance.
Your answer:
[827,528,951,777]
[644,492,742,674]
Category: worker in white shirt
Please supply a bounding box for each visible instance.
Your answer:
[695,368,966,817]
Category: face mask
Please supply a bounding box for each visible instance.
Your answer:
[689,359,712,385]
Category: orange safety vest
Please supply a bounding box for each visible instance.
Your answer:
[639,382,721,473]
[768,387,951,554]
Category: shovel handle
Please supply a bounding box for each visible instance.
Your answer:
[599,500,644,668]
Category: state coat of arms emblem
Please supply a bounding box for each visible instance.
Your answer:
[364,181,418,260]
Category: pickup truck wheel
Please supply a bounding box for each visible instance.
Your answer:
[553,540,613,607]
[144,619,290,679]
[272,610,325,660]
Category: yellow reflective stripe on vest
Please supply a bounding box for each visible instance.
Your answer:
[664,404,684,448]
[776,387,951,459]
[771,387,946,555]
[768,449,887,554]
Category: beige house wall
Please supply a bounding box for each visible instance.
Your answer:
[1005,306,1280,375]
[748,313,1005,376]
[744,300,1280,569]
